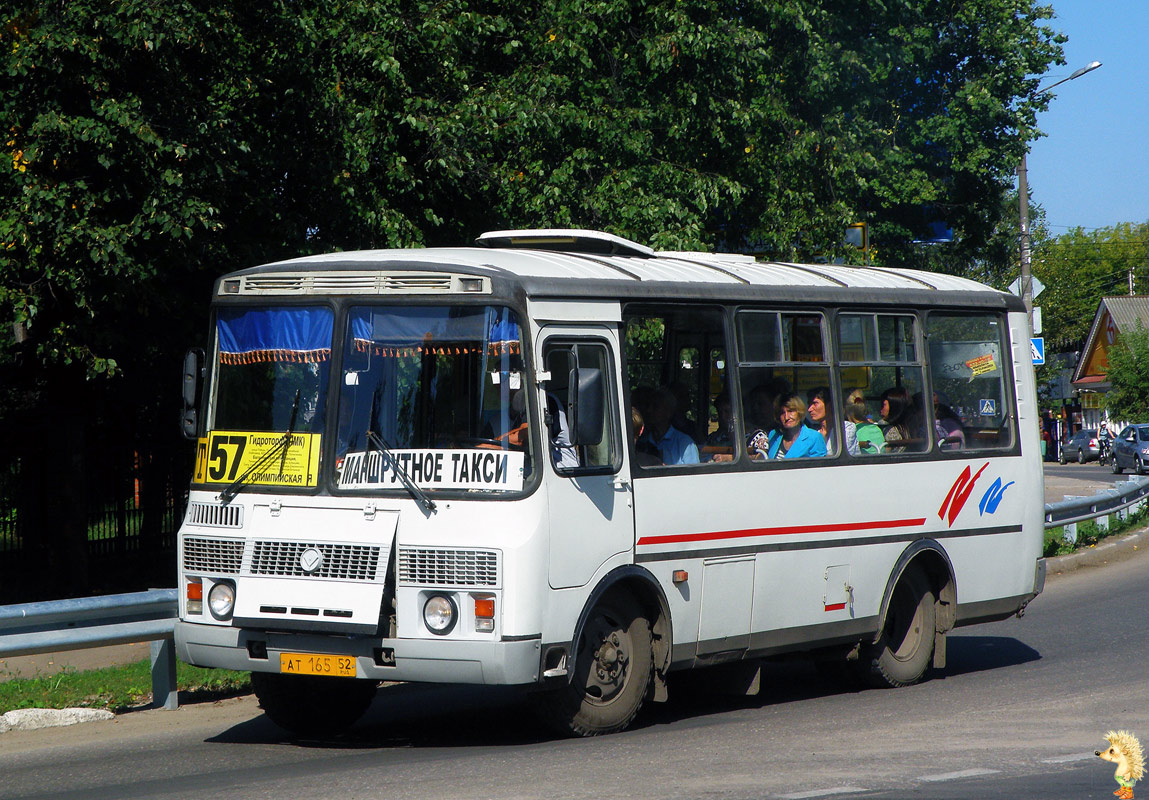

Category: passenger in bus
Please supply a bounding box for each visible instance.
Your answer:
[747,383,782,436]
[487,388,578,467]
[806,386,857,455]
[933,392,965,450]
[642,386,700,465]
[670,381,702,442]
[631,406,662,467]
[707,392,734,447]
[766,393,827,459]
[703,392,735,462]
[879,387,912,452]
[908,391,931,441]
[845,390,885,455]
[630,386,661,460]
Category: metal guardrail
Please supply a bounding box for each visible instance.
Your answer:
[1044,475,1149,529]
[0,590,179,710]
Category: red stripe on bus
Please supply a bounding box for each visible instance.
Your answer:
[636,517,927,547]
[823,603,847,612]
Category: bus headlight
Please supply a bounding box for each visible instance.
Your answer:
[423,594,457,635]
[208,581,236,620]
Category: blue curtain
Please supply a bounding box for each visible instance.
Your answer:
[217,307,333,364]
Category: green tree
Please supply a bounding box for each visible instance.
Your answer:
[1105,326,1148,422]
[1034,222,1149,352]
[393,0,1065,258]
[0,1,1071,596]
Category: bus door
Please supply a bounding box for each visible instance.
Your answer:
[539,330,634,589]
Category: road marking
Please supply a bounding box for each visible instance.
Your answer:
[777,788,869,799]
[1041,752,1098,764]
[919,768,1000,782]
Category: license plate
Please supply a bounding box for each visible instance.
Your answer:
[279,652,357,677]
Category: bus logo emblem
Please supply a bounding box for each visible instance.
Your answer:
[299,548,324,573]
[938,462,989,527]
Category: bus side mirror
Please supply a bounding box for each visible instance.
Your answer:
[181,348,205,440]
[567,367,604,446]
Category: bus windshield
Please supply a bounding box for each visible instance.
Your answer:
[334,305,532,493]
[211,306,333,434]
[194,306,333,492]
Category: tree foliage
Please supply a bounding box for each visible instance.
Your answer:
[1033,222,1149,352]
[1105,326,1148,423]
[2,0,1067,392]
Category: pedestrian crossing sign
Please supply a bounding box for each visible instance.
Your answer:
[1030,337,1045,365]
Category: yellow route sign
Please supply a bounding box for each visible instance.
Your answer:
[194,431,321,488]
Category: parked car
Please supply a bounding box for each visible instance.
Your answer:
[1110,424,1149,475]
[1060,428,1099,464]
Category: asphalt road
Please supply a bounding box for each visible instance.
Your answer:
[1041,460,1144,503]
[1,544,1144,800]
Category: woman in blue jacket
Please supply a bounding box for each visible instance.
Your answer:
[766,393,827,459]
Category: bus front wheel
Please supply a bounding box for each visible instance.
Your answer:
[251,672,377,736]
[536,590,652,737]
[862,568,936,689]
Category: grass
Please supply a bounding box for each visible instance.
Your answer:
[0,659,250,714]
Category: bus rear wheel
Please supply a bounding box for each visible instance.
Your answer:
[861,568,936,689]
[251,672,377,736]
[536,590,652,737]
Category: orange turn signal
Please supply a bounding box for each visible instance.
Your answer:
[186,581,203,600]
[474,596,495,618]
[672,570,689,584]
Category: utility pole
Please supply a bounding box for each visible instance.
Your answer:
[1018,61,1102,333]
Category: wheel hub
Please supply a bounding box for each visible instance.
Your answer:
[586,623,629,698]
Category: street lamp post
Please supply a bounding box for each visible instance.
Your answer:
[1018,60,1102,332]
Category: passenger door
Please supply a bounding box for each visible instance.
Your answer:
[539,329,634,589]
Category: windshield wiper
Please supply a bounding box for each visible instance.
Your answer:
[220,390,300,504]
[364,429,437,514]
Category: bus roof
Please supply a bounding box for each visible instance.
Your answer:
[223,229,1020,310]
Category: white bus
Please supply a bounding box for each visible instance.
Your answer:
[175,229,1045,737]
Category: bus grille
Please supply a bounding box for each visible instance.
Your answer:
[250,541,382,581]
[186,502,243,528]
[183,536,245,574]
[398,547,499,587]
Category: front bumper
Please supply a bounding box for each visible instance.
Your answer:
[176,621,541,685]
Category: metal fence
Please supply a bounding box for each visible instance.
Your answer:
[1044,475,1149,530]
[0,590,179,710]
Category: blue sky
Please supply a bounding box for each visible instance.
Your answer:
[1024,0,1149,233]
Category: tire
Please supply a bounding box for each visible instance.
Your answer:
[1059,448,1067,465]
[534,590,653,737]
[1077,448,1085,464]
[1112,455,1123,474]
[251,672,377,736]
[860,568,936,689]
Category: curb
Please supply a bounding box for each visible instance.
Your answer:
[0,707,114,733]
[1045,528,1147,576]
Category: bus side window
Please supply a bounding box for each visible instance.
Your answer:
[926,313,1014,451]
[837,313,927,455]
[624,306,734,468]
[543,342,619,471]
[736,310,834,461]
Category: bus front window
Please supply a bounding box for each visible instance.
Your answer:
[195,306,332,491]
[335,305,532,494]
